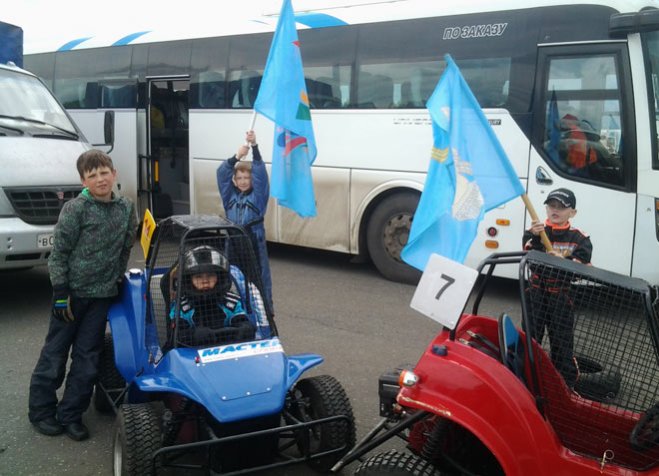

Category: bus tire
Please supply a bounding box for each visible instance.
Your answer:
[366,193,422,284]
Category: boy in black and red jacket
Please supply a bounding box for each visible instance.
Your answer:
[523,188,592,388]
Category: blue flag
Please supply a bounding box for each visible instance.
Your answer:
[253,0,317,218]
[401,55,525,270]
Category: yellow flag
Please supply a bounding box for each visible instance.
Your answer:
[140,209,156,259]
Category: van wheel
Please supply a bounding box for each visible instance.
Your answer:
[94,333,125,413]
[366,193,421,284]
[290,375,356,473]
[114,403,162,476]
[354,450,442,475]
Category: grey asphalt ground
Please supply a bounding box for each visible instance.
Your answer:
[0,243,519,475]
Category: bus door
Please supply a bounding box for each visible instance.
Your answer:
[144,77,190,219]
[529,44,636,276]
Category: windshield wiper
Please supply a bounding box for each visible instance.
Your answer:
[0,123,24,135]
[0,114,78,139]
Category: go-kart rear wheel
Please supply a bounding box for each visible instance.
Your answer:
[573,353,621,403]
[292,375,356,473]
[113,403,162,476]
[354,449,442,475]
[94,332,125,413]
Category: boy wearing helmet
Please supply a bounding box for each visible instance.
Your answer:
[170,245,255,347]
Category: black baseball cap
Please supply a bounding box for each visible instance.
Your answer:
[544,188,576,208]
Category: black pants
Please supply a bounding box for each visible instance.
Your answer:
[532,290,578,387]
[28,297,111,424]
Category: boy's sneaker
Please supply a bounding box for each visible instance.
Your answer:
[32,417,64,436]
[63,422,89,441]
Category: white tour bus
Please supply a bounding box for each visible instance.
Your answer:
[22,0,659,284]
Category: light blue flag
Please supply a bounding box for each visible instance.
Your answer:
[253,0,317,218]
[401,55,525,270]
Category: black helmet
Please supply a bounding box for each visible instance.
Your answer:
[182,245,231,295]
[183,245,227,275]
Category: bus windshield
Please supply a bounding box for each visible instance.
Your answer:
[0,67,76,134]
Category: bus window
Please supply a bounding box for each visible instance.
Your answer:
[198,71,226,108]
[542,54,625,186]
[53,48,132,109]
[304,65,350,109]
[460,57,511,108]
[191,37,229,109]
[354,57,510,110]
[145,42,192,76]
[298,26,356,109]
[356,70,393,108]
[228,70,262,108]
[100,81,137,108]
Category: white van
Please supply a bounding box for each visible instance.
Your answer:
[0,62,113,270]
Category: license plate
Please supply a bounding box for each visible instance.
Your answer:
[37,233,55,249]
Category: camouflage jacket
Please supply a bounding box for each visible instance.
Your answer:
[48,188,137,297]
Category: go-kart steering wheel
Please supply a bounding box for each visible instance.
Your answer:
[630,402,659,451]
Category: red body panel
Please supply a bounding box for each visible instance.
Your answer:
[398,315,658,476]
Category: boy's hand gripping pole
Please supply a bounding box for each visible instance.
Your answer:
[521,194,553,252]
[245,111,258,146]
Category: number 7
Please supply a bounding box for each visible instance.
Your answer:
[434,273,455,300]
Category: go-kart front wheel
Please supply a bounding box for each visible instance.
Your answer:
[290,375,356,473]
[113,403,162,476]
[354,449,442,475]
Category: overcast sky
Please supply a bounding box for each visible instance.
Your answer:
[2,0,386,54]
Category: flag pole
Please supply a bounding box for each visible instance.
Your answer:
[521,194,553,251]
[246,111,258,146]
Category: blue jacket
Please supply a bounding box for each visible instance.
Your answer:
[217,146,273,312]
[168,266,271,341]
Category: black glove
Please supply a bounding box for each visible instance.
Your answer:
[52,285,74,323]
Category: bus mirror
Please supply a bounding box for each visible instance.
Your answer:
[104,110,115,146]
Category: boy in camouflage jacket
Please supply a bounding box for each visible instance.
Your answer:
[28,150,137,441]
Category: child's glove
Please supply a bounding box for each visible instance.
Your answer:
[52,285,74,323]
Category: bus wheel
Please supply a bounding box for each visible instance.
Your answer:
[355,449,442,475]
[366,193,421,284]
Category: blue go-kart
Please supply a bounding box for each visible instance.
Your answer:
[94,215,356,475]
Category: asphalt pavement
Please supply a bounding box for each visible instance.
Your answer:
[0,242,520,475]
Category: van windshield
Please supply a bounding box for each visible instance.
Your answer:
[0,67,77,134]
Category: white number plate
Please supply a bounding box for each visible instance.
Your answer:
[37,233,55,249]
[410,253,479,330]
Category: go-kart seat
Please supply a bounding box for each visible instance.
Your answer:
[498,313,527,384]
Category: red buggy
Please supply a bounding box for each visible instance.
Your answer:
[333,250,659,475]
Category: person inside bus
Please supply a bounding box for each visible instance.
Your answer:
[216,130,273,314]
[523,188,592,389]
[560,113,600,176]
[168,245,255,347]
